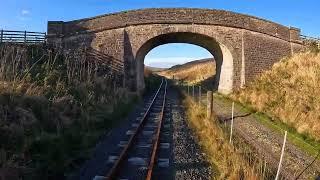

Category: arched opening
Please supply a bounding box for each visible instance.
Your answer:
[135,32,234,94]
[144,43,215,87]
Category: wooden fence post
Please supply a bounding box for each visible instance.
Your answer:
[275,131,288,180]
[229,102,235,144]
[0,30,3,44]
[44,32,47,45]
[198,86,201,105]
[122,74,125,88]
[24,31,27,44]
[187,85,189,95]
[207,91,213,119]
[192,85,195,98]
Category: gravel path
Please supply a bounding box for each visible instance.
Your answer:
[210,94,320,179]
[169,88,212,180]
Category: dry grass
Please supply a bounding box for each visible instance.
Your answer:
[159,58,215,84]
[182,94,259,180]
[0,44,134,179]
[233,52,320,141]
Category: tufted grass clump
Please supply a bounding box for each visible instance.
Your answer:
[233,52,320,142]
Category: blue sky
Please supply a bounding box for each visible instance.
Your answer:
[1,0,319,67]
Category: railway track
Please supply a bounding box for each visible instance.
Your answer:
[94,78,170,180]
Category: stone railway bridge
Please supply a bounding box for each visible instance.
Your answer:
[47,8,304,94]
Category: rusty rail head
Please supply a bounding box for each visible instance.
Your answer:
[146,79,167,180]
[106,78,164,180]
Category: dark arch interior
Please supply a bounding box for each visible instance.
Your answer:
[135,32,224,92]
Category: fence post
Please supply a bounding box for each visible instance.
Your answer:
[229,102,235,144]
[275,131,288,180]
[122,74,125,88]
[198,86,201,105]
[44,32,47,45]
[206,91,213,119]
[187,85,189,95]
[24,31,27,44]
[0,29,3,44]
[192,85,195,98]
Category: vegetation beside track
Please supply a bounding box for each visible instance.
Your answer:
[231,51,320,154]
[215,93,320,158]
[144,67,162,92]
[0,45,138,179]
[180,89,262,180]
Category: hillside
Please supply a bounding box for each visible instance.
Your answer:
[144,65,167,72]
[158,58,216,84]
[233,52,320,141]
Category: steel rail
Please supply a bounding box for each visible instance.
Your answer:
[106,78,165,179]
[146,79,167,180]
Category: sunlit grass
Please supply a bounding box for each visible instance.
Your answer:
[159,58,215,85]
[230,51,320,159]
[0,44,137,179]
[181,91,260,180]
[233,52,320,142]
[217,92,320,157]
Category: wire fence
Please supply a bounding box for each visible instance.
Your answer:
[0,30,46,44]
[176,81,320,179]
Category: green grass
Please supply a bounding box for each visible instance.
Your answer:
[144,74,162,92]
[213,93,320,157]
[24,95,138,179]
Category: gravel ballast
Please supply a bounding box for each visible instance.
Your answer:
[169,87,212,180]
[69,85,212,180]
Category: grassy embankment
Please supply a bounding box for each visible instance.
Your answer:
[231,51,320,156]
[159,58,215,85]
[181,90,277,179]
[0,45,138,179]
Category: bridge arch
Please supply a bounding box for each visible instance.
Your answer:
[47,8,304,94]
[134,32,234,94]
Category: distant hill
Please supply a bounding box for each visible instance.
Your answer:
[145,65,167,72]
[158,58,216,84]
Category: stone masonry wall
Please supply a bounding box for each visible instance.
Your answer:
[243,30,292,84]
[56,8,297,42]
[47,8,304,92]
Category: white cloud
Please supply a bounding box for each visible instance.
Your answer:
[18,9,31,21]
[21,10,30,16]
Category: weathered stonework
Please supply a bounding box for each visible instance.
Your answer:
[47,8,304,94]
